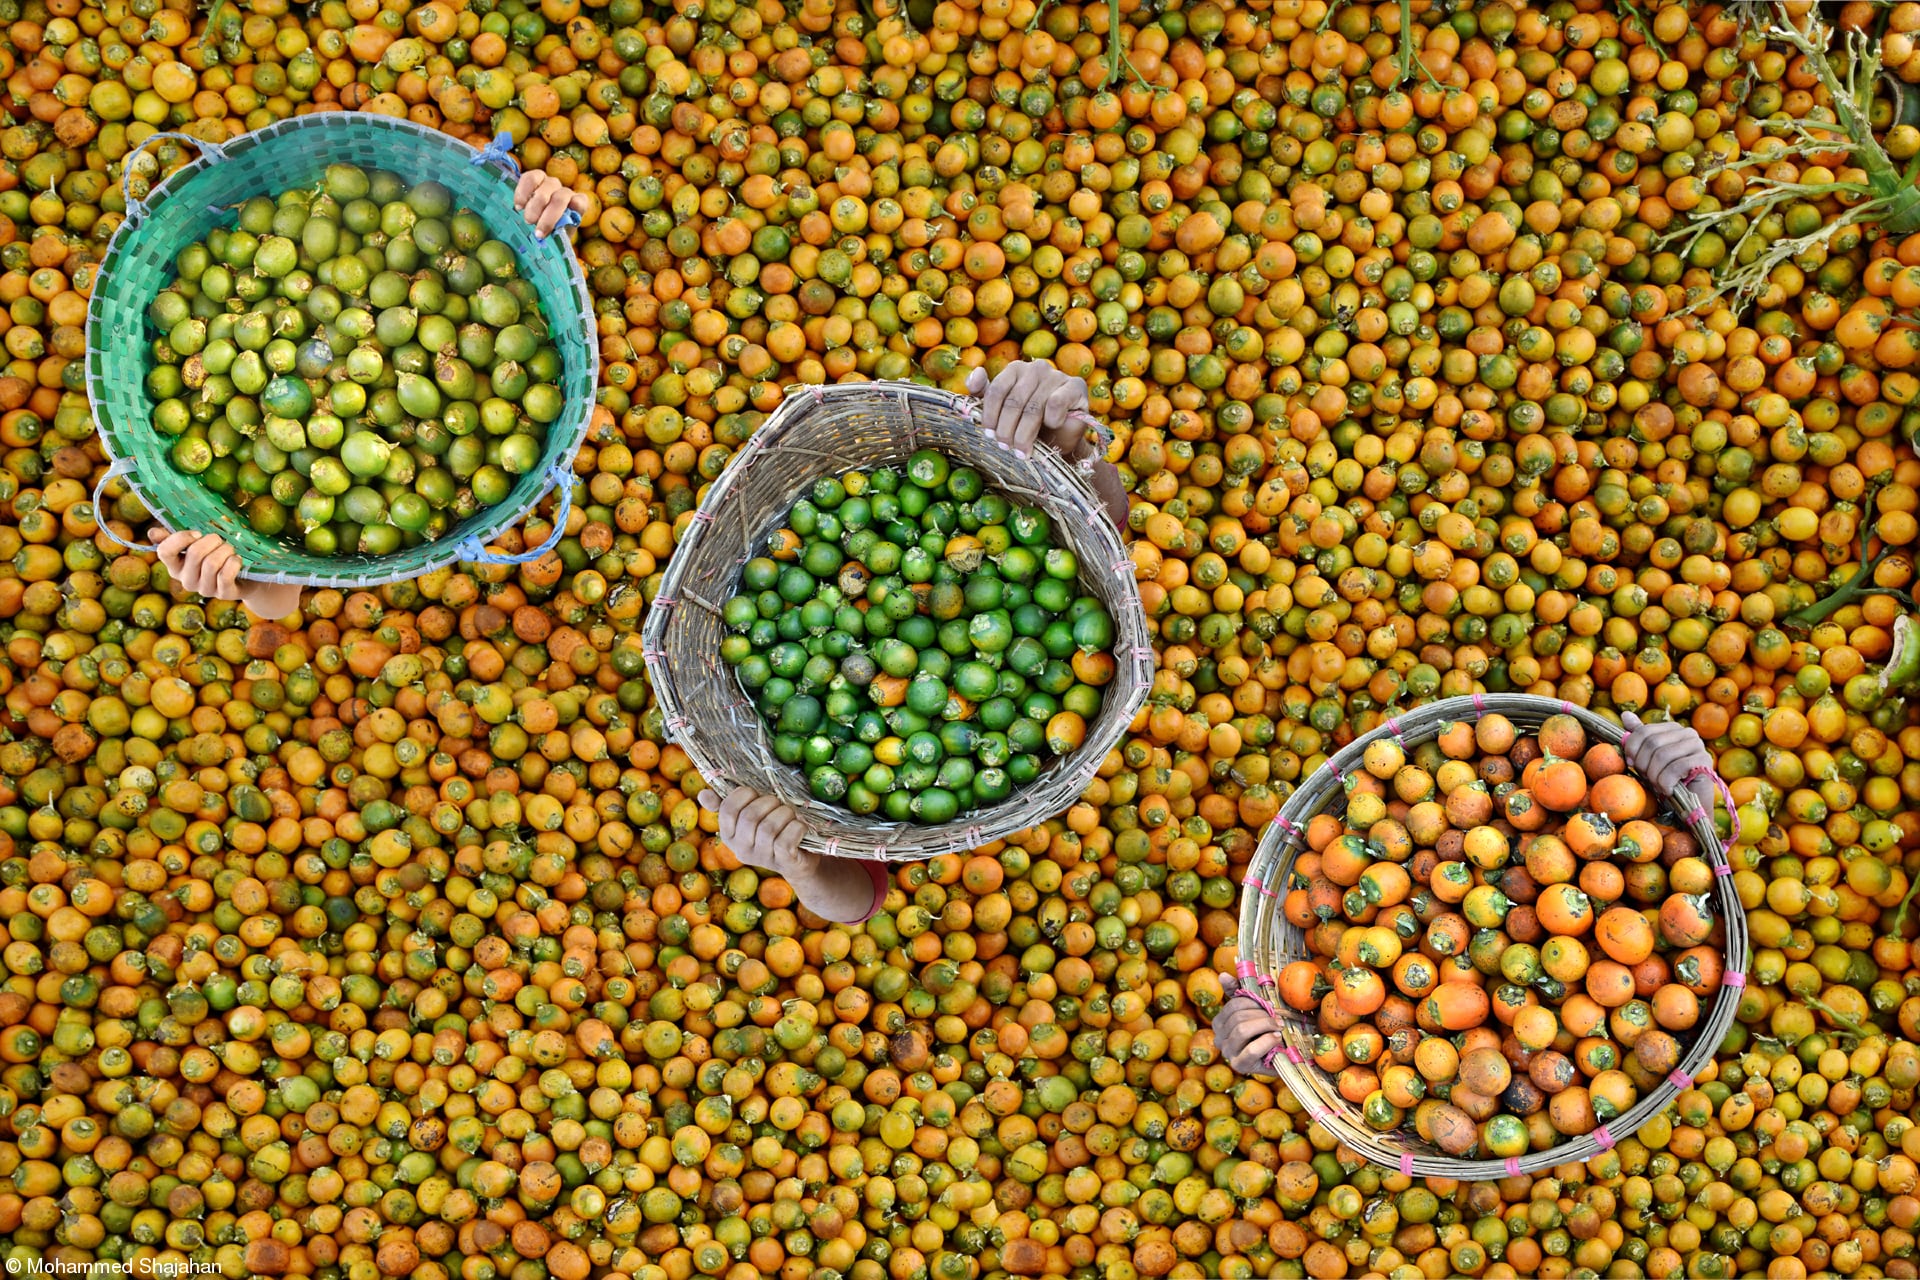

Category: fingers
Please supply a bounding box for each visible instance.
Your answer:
[196,546,239,600]
[212,552,243,603]
[697,790,720,812]
[179,533,230,596]
[717,786,758,827]
[515,175,580,237]
[729,793,798,868]
[1620,711,1643,751]
[965,367,989,398]
[535,188,574,238]
[1000,365,1052,458]
[1227,1030,1287,1076]
[1215,999,1269,1032]
[1622,718,1681,772]
[518,176,563,231]
[718,788,776,850]
[980,361,1029,450]
[1213,1004,1274,1052]
[767,812,806,866]
[513,170,542,211]
[1041,379,1085,438]
[733,794,784,847]
[154,529,198,571]
[524,184,560,233]
[984,362,1046,456]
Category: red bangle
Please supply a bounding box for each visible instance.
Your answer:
[857,860,889,924]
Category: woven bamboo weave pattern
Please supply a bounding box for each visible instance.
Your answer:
[86,112,598,590]
[1235,693,1750,1179]
[642,381,1153,863]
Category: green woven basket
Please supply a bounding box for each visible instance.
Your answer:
[86,113,598,590]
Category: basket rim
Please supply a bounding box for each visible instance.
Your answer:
[641,380,1152,862]
[85,113,600,590]
[1234,693,1750,1179]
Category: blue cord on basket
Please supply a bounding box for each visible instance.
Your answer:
[471,132,521,181]
[91,458,160,554]
[121,131,228,223]
[461,463,574,566]
[471,132,581,237]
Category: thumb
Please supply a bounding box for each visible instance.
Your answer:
[965,367,988,397]
[1621,711,1644,733]
[697,790,720,812]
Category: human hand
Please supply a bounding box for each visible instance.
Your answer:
[699,785,812,879]
[697,785,881,923]
[513,169,590,238]
[1213,976,1288,1076]
[965,360,1097,461]
[149,527,301,619]
[1621,712,1717,816]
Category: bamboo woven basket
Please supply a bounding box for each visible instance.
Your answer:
[640,381,1152,863]
[87,114,597,590]
[1234,693,1749,1179]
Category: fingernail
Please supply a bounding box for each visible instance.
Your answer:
[1014,450,1027,459]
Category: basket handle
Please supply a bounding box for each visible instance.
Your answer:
[460,463,574,566]
[121,131,229,224]
[470,132,580,238]
[91,458,160,554]
[1065,408,1114,476]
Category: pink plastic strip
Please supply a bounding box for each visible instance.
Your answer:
[1668,1069,1692,1090]
[1724,970,1747,988]
[1399,1153,1414,1177]
[1683,764,1738,820]
[1504,1157,1522,1176]
[1472,693,1486,713]
[1228,964,1281,1018]
[1592,1124,1616,1151]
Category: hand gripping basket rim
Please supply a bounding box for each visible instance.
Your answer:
[1235,693,1750,1179]
[640,381,1153,863]
[86,113,599,590]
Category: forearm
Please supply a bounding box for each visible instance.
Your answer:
[1057,420,1130,531]
[790,857,889,925]
[1086,459,1130,530]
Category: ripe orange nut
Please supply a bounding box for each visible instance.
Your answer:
[9,1,1920,1277]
